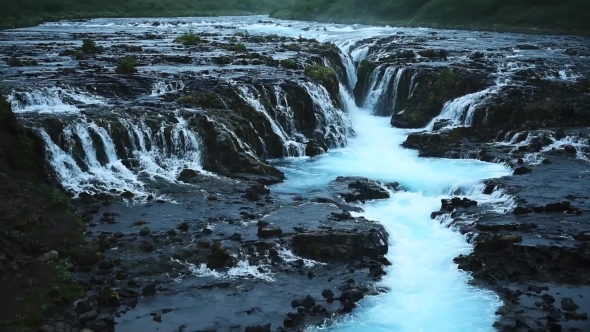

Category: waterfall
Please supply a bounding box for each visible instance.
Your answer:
[41,116,204,198]
[391,67,405,114]
[408,72,419,100]
[363,65,397,111]
[8,86,105,113]
[237,85,306,157]
[426,87,495,130]
[302,82,352,148]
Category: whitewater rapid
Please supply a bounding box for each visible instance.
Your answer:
[274,88,511,331]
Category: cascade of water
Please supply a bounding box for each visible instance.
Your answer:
[8,86,105,113]
[408,72,419,100]
[273,86,306,157]
[40,116,205,197]
[237,85,309,157]
[363,66,397,112]
[390,67,405,114]
[302,82,352,148]
[426,87,496,130]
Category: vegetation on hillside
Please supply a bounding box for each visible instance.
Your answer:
[272,0,590,34]
[1,0,294,29]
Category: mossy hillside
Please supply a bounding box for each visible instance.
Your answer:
[0,92,86,329]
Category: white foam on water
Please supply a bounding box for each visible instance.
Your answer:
[150,80,185,96]
[8,86,105,113]
[171,259,275,282]
[278,248,324,268]
[275,88,511,332]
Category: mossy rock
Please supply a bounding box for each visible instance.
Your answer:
[6,57,38,67]
[280,59,298,70]
[179,92,224,109]
[305,65,337,87]
[225,43,248,53]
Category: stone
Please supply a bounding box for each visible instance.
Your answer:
[139,227,151,236]
[177,222,189,232]
[514,166,533,175]
[98,259,114,270]
[153,314,162,322]
[142,284,157,296]
[120,190,135,198]
[37,250,59,262]
[177,169,201,183]
[561,298,580,311]
[513,206,533,215]
[245,324,271,332]
[257,226,283,238]
[79,311,99,322]
[474,235,522,252]
[322,289,335,301]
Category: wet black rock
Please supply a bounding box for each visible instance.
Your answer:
[177,222,189,232]
[441,197,477,211]
[561,298,580,312]
[141,284,157,296]
[245,324,271,332]
[513,206,533,215]
[305,140,327,157]
[177,168,201,183]
[257,226,283,238]
[207,242,235,270]
[292,221,388,262]
[474,235,522,252]
[330,176,390,203]
[514,166,533,175]
[322,289,335,302]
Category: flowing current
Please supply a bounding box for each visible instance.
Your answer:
[243,23,512,331]
[10,17,524,331]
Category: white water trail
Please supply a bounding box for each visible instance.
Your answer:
[151,80,185,96]
[302,82,352,148]
[41,116,205,198]
[363,66,397,112]
[8,86,105,113]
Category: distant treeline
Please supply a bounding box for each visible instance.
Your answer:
[271,0,590,34]
[1,0,293,29]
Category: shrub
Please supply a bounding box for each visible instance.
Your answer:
[214,56,232,65]
[80,39,102,54]
[115,56,138,74]
[174,30,202,46]
[264,34,280,41]
[284,43,301,52]
[6,57,37,66]
[280,59,297,69]
[226,43,248,53]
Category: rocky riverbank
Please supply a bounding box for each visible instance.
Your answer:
[1,16,589,332]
